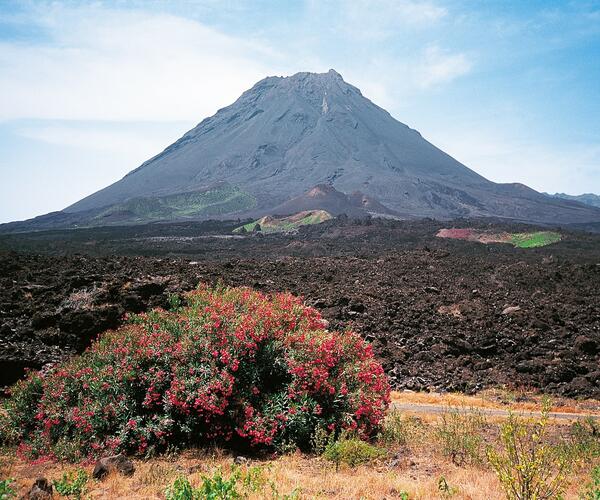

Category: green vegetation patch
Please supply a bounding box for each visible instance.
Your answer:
[165,465,300,500]
[510,231,561,248]
[323,434,386,469]
[437,228,562,249]
[234,210,332,234]
[95,184,256,223]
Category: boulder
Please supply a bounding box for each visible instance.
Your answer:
[501,306,521,315]
[24,477,53,500]
[574,335,598,355]
[93,454,135,480]
[567,376,593,396]
[349,302,366,314]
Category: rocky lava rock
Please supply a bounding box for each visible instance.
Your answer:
[1,218,599,398]
[24,478,52,500]
[93,454,135,480]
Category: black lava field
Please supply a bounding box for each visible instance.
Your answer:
[1,217,599,398]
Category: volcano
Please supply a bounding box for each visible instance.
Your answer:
[8,69,600,229]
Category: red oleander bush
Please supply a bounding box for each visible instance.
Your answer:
[2,285,390,461]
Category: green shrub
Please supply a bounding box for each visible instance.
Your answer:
[165,466,298,500]
[198,469,242,499]
[486,408,573,500]
[310,425,334,455]
[165,476,197,500]
[569,417,600,461]
[241,465,268,493]
[323,433,385,470]
[0,479,15,500]
[167,293,183,311]
[378,411,425,448]
[53,469,89,500]
[580,466,600,500]
[5,285,390,461]
[436,408,487,465]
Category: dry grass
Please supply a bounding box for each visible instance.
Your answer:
[2,448,594,499]
[391,389,600,415]
[3,412,597,499]
[2,395,598,499]
[0,449,503,499]
[61,285,103,310]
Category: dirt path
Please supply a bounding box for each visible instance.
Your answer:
[391,402,600,421]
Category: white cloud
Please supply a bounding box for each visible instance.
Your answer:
[17,125,164,155]
[333,0,447,39]
[0,2,466,125]
[0,5,285,122]
[344,46,473,112]
[0,120,195,223]
[428,128,600,194]
[417,45,473,88]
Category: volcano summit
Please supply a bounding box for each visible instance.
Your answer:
[7,70,600,230]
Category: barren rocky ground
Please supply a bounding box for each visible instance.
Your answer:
[1,217,599,397]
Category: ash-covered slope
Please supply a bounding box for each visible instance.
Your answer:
[271,184,396,218]
[63,70,600,224]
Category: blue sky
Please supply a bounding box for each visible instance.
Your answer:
[1,0,599,223]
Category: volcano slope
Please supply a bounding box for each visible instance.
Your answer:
[62,70,600,224]
[1,218,599,398]
[5,70,600,233]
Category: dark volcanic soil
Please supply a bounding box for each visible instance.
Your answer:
[1,218,599,398]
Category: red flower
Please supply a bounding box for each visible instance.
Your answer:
[6,284,390,460]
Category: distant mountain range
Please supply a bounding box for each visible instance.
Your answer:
[546,192,600,209]
[3,69,600,233]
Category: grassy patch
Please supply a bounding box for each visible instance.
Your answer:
[2,401,599,499]
[323,435,386,469]
[95,184,256,223]
[580,466,600,500]
[234,210,332,234]
[510,231,561,248]
[378,410,426,448]
[165,465,299,500]
[436,408,488,466]
[437,228,562,248]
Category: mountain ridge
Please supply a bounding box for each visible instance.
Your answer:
[547,192,600,209]
[63,69,499,217]
[8,69,600,228]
